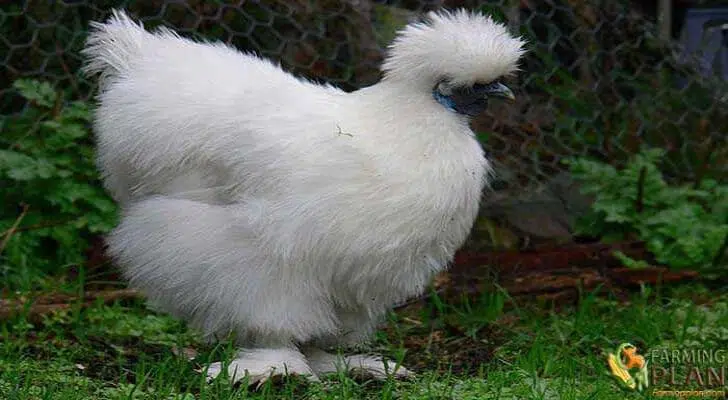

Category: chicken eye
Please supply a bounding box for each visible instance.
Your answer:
[435,80,454,96]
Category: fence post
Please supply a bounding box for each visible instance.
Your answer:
[657,0,672,40]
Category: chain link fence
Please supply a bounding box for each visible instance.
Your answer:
[2,0,726,240]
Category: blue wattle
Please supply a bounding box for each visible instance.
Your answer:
[432,89,456,112]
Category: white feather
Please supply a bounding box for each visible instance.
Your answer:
[383,9,526,87]
[83,8,524,362]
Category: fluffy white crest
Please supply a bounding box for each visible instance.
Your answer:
[382,9,526,88]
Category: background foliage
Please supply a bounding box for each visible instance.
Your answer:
[568,148,728,271]
[0,80,117,290]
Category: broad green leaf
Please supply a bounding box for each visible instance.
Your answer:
[13,79,58,108]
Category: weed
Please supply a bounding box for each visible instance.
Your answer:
[0,80,117,291]
[567,148,728,271]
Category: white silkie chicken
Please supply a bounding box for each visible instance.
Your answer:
[83,9,525,384]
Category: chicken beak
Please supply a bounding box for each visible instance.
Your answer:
[485,82,516,102]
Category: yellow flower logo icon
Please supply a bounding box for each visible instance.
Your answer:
[607,343,649,392]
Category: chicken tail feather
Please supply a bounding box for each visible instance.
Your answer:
[82,9,147,89]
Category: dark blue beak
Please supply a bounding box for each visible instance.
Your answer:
[446,81,515,116]
[472,81,515,102]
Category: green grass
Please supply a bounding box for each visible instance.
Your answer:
[2,283,727,399]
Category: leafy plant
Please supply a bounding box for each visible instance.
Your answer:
[0,79,117,290]
[567,148,728,270]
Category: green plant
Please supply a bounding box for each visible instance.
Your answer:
[567,148,728,270]
[0,79,117,290]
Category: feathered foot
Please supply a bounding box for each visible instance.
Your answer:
[303,347,413,380]
[205,348,318,387]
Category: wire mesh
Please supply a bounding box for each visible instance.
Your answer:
[1,0,726,207]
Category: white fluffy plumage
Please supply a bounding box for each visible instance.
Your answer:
[82,9,525,383]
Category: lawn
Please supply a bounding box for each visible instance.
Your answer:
[2,279,727,399]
